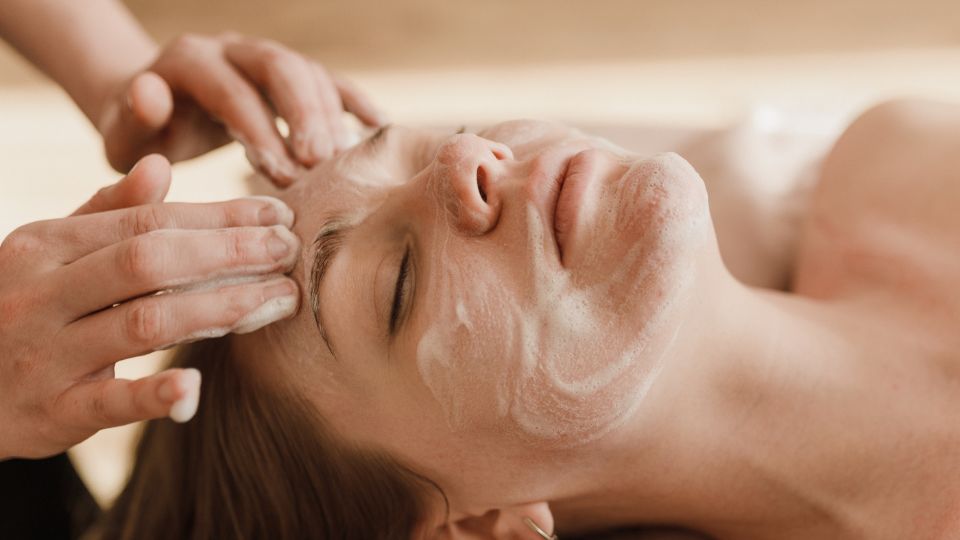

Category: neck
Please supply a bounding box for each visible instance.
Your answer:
[551,282,937,539]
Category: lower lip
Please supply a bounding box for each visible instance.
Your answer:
[553,149,601,266]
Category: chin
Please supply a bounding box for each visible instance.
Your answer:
[503,168,706,447]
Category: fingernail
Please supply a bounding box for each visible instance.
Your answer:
[232,287,299,334]
[264,150,301,184]
[262,278,297,299]
[266,226,298,261]
[248,196,295,227]
[245,148,294,184]
[292,129,315,164]
[168,368,202,423]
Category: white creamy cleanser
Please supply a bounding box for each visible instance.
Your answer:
[415,144,710,447]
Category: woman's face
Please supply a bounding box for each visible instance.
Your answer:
[248,120,715,509]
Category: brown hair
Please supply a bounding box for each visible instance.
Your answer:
[100,336,440,539]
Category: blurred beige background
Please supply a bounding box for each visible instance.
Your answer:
[2,0,960,507]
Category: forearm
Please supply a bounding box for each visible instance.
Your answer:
[0,0,157,127]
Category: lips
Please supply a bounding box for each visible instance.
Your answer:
[552,149,599,266]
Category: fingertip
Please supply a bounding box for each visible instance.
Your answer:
[246,195,296,227]
[290,128,321,167]
[168,368,202,423]
[129,71,174,130]
[123,154,172,203]
[244,146,302,187]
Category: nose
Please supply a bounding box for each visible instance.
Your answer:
[433,133,512,236]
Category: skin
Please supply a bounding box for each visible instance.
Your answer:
[0,0,384,184]
[0,1,383,458]
[238,100,960,539]
[0,155,303,459]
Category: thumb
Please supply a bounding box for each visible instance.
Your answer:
[100,71,175,172]
[72,154,172,216]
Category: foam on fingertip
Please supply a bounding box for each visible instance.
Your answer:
[168,368,202,423]
[247,195,295,228]
[232,295,298,334]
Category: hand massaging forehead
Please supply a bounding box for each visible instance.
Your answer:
[280,120,712,447]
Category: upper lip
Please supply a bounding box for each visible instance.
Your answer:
[527,152,574,265]
[551,160,573,264]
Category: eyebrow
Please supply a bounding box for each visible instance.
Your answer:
[306,125,397,357]
[309,218,352,360]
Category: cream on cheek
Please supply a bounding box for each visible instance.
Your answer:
[415,146,711,447]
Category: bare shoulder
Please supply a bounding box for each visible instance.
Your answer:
[809,99,960,227]
[793,99,960,318]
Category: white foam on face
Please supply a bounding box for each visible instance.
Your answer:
[414,141,709,447]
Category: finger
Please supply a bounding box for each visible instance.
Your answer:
[163,54,300,185]
[61,276,298,372]
[100,72,176,173]
[310,63,352,152]
[47,196,294,263]
[55,225,300,318]
[71,154,172,217]
[58,368,202,432]
[224,39,331,165]
[332,72,386,128]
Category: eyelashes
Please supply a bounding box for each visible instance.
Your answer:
[389,246,411,334]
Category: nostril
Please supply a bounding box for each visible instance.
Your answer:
[476,166,488,203]
[491,148,508,160]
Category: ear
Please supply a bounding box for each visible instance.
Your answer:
[424,502,555,540]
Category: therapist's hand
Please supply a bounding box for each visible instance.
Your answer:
[98,33,384,187]
[0,155,301,459]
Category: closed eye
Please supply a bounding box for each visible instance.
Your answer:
[389,247,411,334]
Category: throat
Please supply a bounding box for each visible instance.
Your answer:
[554,287,947,539]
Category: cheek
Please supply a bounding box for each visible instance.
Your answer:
[412,200,698,450]
[413,236,519,432]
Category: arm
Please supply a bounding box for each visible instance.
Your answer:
[0,0,156,125]
[0,0,384,185]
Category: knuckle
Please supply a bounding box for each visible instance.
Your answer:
[89,389,110,425]
[1,226,44,257]
[118,235,163,283]
[125,301,167,346]
[225,230,253,265]
[121,205,168,236]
